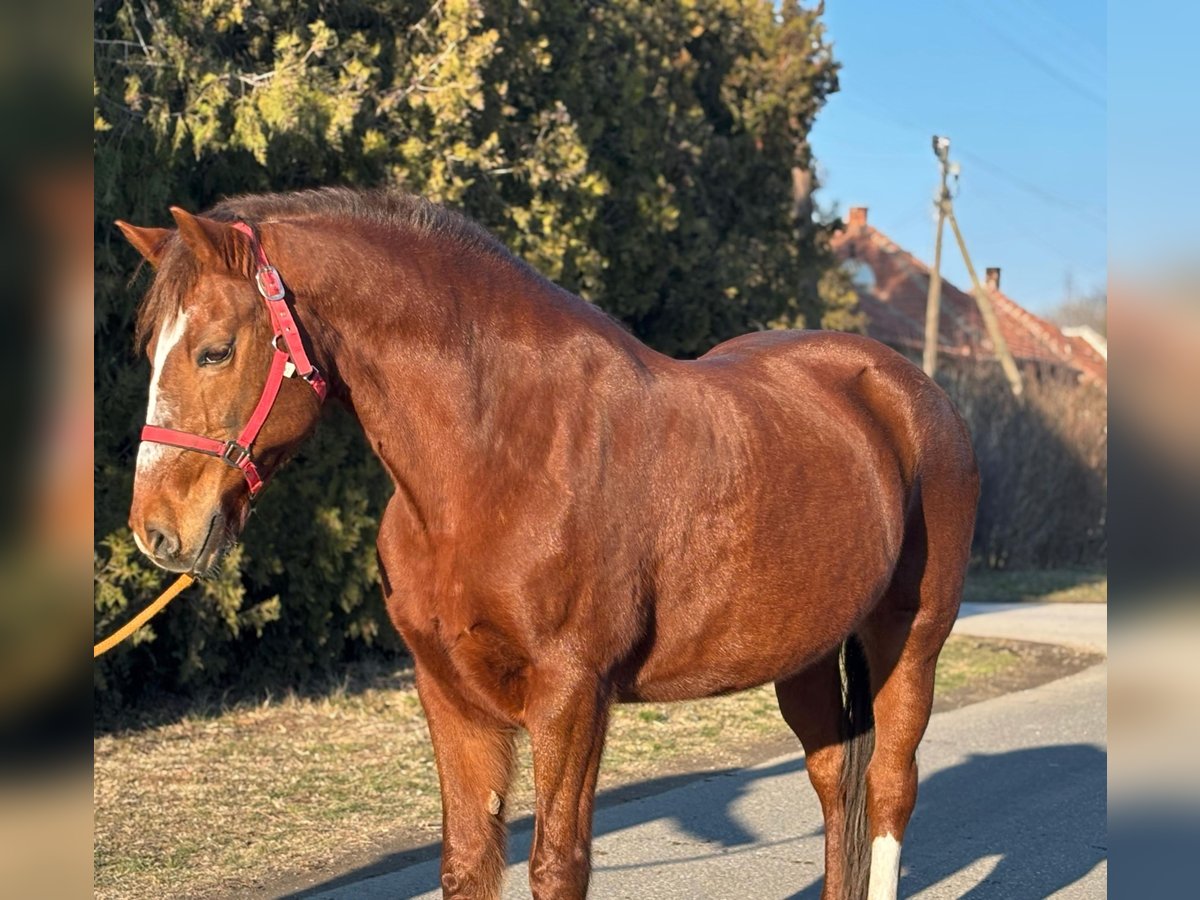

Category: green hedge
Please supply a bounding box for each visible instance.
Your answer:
[94,0,853,706]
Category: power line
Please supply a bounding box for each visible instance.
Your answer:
[992,0,1106,80]
[966,187,1100,267]
[956,148,1106,230]
[1002,0,1106,67]
[961,7,1105,109]
[837,98,1105,232]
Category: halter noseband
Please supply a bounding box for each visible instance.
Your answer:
[140,221,327,498]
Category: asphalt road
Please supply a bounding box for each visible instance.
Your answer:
[295,604,1107,899]
[955,601,1107,654]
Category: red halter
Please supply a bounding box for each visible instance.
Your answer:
[140,222,327,497]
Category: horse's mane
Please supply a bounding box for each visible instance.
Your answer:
[134,188,524,351]
[209,188,511,258]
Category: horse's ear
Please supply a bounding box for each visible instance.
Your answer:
[114,221,172,268]
[169,207,238,272]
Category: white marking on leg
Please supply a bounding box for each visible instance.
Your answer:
[867,833,901,900]
[136,310,188,476]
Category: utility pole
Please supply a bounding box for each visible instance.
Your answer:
[946,206,1024,396]
[923,137,951,378]
[924,136,1024,397]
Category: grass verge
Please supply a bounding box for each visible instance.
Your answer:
[94,635,1099,899]
[963,567,1107,604]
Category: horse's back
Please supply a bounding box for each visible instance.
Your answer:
[697,329,974,483]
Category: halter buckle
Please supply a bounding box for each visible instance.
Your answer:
[255,266,287,301]
[301,366,328,400]
[221,441,252,468]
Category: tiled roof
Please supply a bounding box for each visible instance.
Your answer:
[831,216,1107,387]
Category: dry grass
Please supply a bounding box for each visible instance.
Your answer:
[94,635,1060,899]
[963,568,1107,604]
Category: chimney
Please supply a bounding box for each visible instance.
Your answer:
[847,207,868,230]
[985,267,1001,291]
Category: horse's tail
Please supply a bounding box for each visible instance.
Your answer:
[839,634,875,900]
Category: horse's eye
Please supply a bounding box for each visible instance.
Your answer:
[199,344,233,366]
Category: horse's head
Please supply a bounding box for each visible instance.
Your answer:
[116,208,323,575]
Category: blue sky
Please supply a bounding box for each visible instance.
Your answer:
[809,0,1106,313]
[1108,0,1197,272]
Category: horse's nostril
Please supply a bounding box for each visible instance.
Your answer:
[146,522,180,560]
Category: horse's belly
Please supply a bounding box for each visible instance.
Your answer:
[621,604,853,703]
[623,533,897,702]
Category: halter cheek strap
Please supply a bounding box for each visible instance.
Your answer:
[139,221,326,498]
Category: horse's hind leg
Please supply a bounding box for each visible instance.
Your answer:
[858,482,974,900]
[776,650,856,900]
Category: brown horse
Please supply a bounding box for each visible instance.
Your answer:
[117,189,978,900]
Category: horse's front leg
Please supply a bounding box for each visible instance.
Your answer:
[525,671,611,900]
[415,664,518,900]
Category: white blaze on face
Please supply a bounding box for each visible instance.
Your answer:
[136,309,189,480]
[867,833,901,900]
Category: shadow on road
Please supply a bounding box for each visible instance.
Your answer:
[287,743,1105,899]
[788,743,1107,899]
[282,758,803,899]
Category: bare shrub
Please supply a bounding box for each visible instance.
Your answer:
[938,365,1107,570]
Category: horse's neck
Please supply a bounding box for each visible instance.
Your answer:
[281,218,655,526]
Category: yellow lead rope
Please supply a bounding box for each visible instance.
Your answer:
[94,574,195,658]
